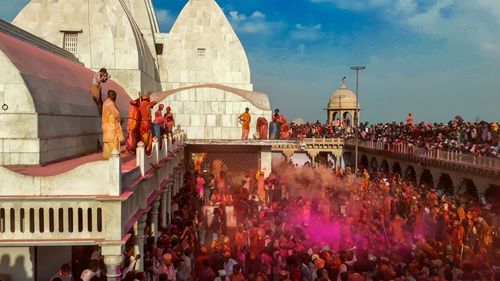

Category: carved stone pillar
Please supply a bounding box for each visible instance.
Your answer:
[336,154,341,169]
[102,244,123,281]
[133,214,147,271]
[179,159,185,189]
[174,172,180,196]
[167,183,172,224]
[160,190,168,228]
[283,150,294,163]
[150,197,161,242]
[308,151,318,167]
[475,180,490,204]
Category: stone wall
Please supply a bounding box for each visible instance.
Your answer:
[155,87,272,139]
[12,0,161,98]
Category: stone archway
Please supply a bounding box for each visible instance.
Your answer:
[370,157,378,173]
[420,169,434,188]
[360,155,369,169]
[331,111,340,123]
[485,184,500,207]
[343,112,353,126]
[404,165,417,184]
[380,160,389,174]
[463,179,478,198]
[437,173,454,194]
[392,162,402,176]
[315,152,329,167]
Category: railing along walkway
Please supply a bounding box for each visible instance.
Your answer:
[346,139,500,170]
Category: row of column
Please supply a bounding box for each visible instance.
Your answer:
[102,160,184,281]
[366,156,492,202]
[282,149,344,169]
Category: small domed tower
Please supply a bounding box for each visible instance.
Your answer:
[327,77,359,125]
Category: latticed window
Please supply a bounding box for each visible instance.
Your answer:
[63,32,78,54]
[197,48,206,58]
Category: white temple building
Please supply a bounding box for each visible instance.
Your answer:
[0,0,270,280]
[10,0,272,142]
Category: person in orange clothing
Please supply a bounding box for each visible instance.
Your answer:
[363,169,370,191]
[256,117,269,140]
[278,114,290,140]
[239,107,251,140]
[125,98,141,154]
[138,95,156,155]
[101,90,123,159]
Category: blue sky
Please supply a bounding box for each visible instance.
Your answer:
[2,0,500,123]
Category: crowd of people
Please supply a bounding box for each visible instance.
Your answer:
[64,159,498,281]
[286,115,500,158]
[91,70,498,281]
[125,97,175,156]
[93,68,176,159]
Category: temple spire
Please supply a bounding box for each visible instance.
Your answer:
[341,76,347,88]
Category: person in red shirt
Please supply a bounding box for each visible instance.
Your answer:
[406,113,414,125]
[164,107,176,134]
[195,247,210,278]
[126,98,141,153]
[138,95,157,155]
[153,104,164,140]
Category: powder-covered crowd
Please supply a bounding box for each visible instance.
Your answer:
[60,159,499,281]
[289,115,500,158]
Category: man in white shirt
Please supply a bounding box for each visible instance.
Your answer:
[50,263,73,281]
[80,260,100,281]
[214,270,227,281]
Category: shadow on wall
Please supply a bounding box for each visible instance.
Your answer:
[0,254,30,281]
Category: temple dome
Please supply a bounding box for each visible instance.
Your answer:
[158,0,253,91]
[328,78,357,109]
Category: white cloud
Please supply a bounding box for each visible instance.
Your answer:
[251,11,266,19]
[309,0,390,11]
[403,0,500,59]
[310,0,500,60]
[156,9,175,32]
[228,10,283,34]
[229,11,247,21]
[290,24,325,41]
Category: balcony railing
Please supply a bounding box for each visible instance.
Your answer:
[346,139,500,170]
[0,132,186,244]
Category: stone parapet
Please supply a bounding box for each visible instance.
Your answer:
[0,132,186,246]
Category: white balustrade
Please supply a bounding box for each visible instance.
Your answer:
[351,139,499,170]
[0,132,186,244]
[0,201,105,240]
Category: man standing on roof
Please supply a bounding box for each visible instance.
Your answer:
[126,98,141,154]
[164,106,175,134]
[102,90,123,159]
[138,95,157,155]
[153,104,164,140]
[239,107,251,140]
[90,68,110,115]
